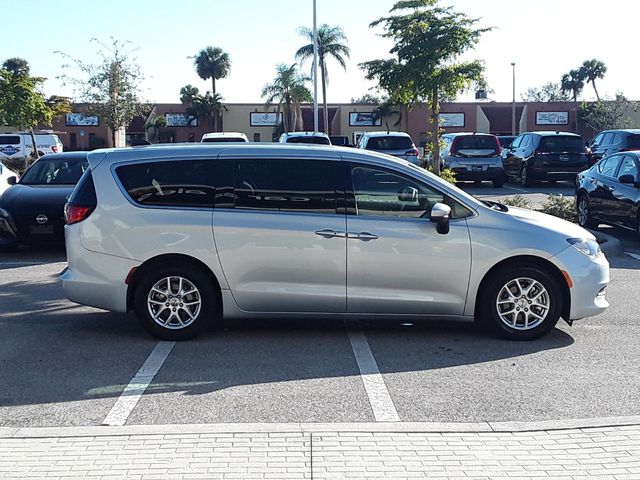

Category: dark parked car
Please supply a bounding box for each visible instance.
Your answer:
[0,152,89,251]
[440,133,505,187]
[587,129,640,166]
[576,151,640,236]
[503,131,588,186]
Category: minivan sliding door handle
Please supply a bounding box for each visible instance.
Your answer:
[314,229,346,238]
[347,232,379,241]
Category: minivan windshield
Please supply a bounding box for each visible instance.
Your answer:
[286,136,331,145]
[20,157,88,185]
[539,136,585,153]
[366,136,413,150]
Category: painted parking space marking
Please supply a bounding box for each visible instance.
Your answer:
[625,252,640,261]
[102,341,175,426]
[348,330,400,422]
[503,185,528,194]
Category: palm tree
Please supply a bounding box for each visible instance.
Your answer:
[179,84,200,105]
[561,69,586,132]
[296,24,350,134]
[262,64,313,133]
[581,59,607,102]
[193,47,230,131]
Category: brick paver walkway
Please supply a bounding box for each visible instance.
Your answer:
[1,423,639,479]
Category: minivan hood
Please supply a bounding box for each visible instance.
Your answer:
[505,206,594,241]
[0,184,74,213]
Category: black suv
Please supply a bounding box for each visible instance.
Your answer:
[503,131,588,186]
[588,129,640,166]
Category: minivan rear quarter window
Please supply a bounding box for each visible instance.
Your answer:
[539,136,584,153]
[116,160,220,208]
[234,158,337,213]
[627,135,640,150]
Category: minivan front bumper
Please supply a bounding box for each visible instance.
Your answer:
[550,244,609,321]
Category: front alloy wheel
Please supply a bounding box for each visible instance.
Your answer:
[577,195,596,229]
[481,265,561,340]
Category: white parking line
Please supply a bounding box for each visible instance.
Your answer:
[102,341,175,426]
[348,330,400,422]
[625,252,640,261]
[503,185,528,194]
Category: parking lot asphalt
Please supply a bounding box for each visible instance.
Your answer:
[1,215,639,429]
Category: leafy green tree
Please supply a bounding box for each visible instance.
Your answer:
[57,38,148,147]
[373,98,402,129]
[580,93,637,131]
[296,24,350,134]
[0,58,69,162]
[361,0,490,174]
[351,94,383,104]
[262,64,313,133]
[193,47,230,132]
[561,68,586,132]
[581,59,607,102]
[521,82,570,102]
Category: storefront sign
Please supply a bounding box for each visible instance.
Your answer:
[66,113,99,126]
[536,111,568,125]
[349,112,382,127]
[250,112,283,126]
[439,113,465,127]
[165,113,198,127]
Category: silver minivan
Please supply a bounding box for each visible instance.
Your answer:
[61,144,609,341]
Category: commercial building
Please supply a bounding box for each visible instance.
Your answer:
[49,100,640,150]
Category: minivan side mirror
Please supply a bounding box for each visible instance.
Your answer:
[7,176,16,186]
[430,202,451,235]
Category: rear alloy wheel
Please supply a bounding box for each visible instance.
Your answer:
[481,265,561,340]
[134,262,218,340]
[577,195,596,229]
[521,165,534,187]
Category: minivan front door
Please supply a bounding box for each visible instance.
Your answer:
[345,163,472,316]
[213,156,346,313]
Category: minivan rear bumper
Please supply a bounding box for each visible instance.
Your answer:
[61,225,139,312]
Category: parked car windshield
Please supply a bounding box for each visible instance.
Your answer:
[366,136,413,150]
[627,135,640,150]
[20,157,88,185]
[202,137,246,143]
[286,136,331,145]
[539,136,585,153]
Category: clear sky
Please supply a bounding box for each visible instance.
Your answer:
[2,0,637,104]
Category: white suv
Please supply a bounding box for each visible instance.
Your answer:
[61,144,609,341]
[358,131,421,165]
[279,131,331,145]
[0,131,64,160]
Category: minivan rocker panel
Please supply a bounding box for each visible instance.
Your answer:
[60,144,609,341]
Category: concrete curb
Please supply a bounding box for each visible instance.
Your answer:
[589,228,623,257]
[1,416,639,439]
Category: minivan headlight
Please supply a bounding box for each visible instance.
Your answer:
[567,238,602,258]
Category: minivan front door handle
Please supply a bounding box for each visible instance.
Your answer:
[314,229,346,238]
[347,231,379,241]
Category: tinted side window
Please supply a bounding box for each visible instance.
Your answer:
[351,165,444,219]
[116,160,223,208]
[0,136,20,145]
[617,156,638,180]
[234,158,337,214]
[591,133,604,147]
[598,155,622,177]
[601,133,614,146]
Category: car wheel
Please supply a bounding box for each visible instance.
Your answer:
[521,165,534,187]
[577,194,596,229]
[134,262,218,341]
[480,265,561,340]
[493,178,505,188]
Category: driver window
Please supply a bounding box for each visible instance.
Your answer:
[351,165,444,219]
[617,156,638,180]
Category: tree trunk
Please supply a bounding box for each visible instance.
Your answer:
[321,63,328,134]
[211,77,218,132]
[573,93,580,134]
[430,87,441,175]
[593,81,601,102]
[28,128,39,165]
[111,127,117,148]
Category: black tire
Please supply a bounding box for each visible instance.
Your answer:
[134,262,218,340]
[493,178,505,188]
[576,194,596,229]
[480,265,562,340]
[521,165,534,187]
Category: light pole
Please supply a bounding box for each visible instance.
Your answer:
[312,0,319,133]
[511,62,516,136]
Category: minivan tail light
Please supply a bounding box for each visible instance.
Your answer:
[64,203,94,225]
[406,148,420,156]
